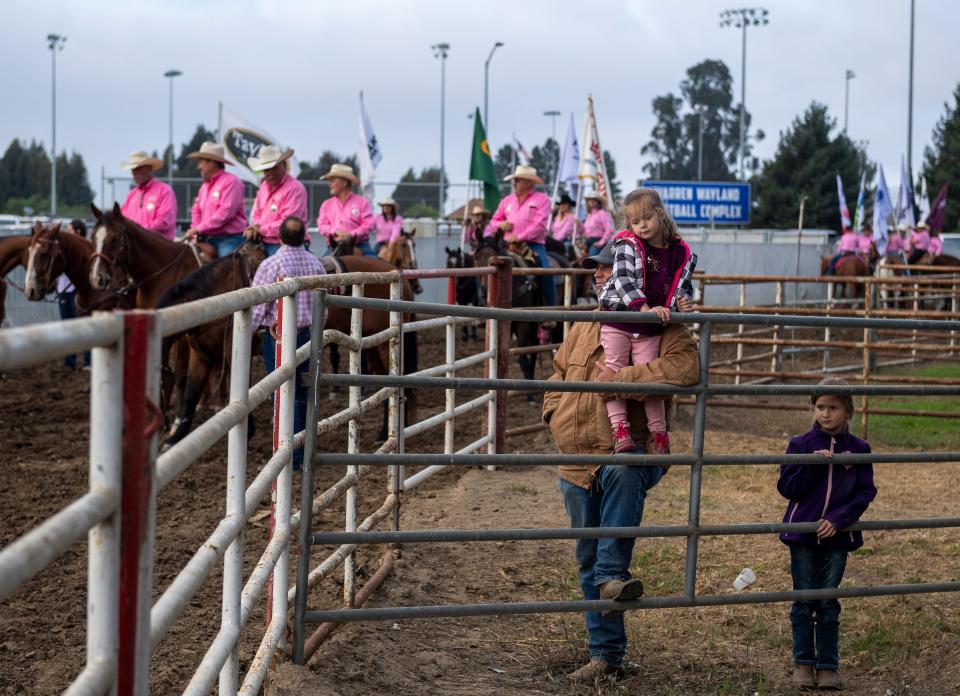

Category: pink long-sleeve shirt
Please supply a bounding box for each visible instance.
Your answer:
[250,173,308,244]
[837,231,858,253]
[120,177,177,240]
[317,193,375,243]
[190,169,247,237]
[584,208,615,246]
[857,234,875,255]
[885,234,905,254]
[373,215,404,244]
[928,236,943,256]
[550,213,578,242]
[909,229,930,251]
[484,191,551,244]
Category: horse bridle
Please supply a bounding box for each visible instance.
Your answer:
[30,234,63,294]
[90,222,130,281]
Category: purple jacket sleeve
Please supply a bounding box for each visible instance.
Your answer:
[776,440,824,500]
[825,459,877,530]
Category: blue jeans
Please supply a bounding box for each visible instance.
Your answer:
[208,235,245,257]
[528,242,557,306]
[356,239,376,258]
[57,292,90,369]
[560,459,666,668]
[262,327,312,470]
[789,543,848,671]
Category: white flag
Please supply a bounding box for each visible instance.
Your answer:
[836,174,852,230]
[873,165,894,255]
[853,172,866,232]
[896,155,915,227]
[218,105,299,184]
[916,176,931,221]
[577,95,615,211]
[357,91,382,202]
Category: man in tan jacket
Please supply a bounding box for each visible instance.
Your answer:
[542,243,699,682]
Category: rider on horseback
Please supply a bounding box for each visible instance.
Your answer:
[246,145,308,257]
[316,163,377,258]
[485,165,557,308]
[183,142,248,257]
[826,226,858,275]
[907,221,931,264]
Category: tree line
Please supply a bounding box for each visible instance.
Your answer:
[0,140,94,216]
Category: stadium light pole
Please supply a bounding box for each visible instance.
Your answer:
[483,42,504,134]
[543,110,560,142]
[164,70,182,185]
[431,43,450,217]
[719,7,769,181]
[47,33,66,217]
[906,0,915,182]
[697,105,707,181]
[844,69,856,134]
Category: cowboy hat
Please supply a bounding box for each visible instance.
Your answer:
[185,142,233,165]
[320,163,359,185]
[248,145,295,172]
[121,151,164,171]
[470,205,490,215]
[503,165,544,185]
[584,191,606,202]
[917,220,930,230]
[378,197,398,208]
[896,223,908,232]
[555,193,576,207]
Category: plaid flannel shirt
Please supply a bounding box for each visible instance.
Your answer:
[251,245,325,330]
[598,237,647,310]
[597,235,697,312]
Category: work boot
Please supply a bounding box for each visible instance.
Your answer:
[567,659,623,683]
[599,577,644,617]
[792,664,816,689]
[646,431,671,455]
[816,669,841,690]
[612,422,636,454]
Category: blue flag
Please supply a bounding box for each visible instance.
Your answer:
[873,165,894,255]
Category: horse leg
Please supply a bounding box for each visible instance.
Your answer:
[166,348,209,446]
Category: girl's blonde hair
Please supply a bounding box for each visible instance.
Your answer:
[811,377,855,428]
[622,187,680,245]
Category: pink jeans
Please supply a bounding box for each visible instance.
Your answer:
[600,325,666,433]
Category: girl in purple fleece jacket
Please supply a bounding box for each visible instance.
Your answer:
[778,378,877,690]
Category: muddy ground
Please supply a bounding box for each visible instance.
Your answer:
[1,323,958,695]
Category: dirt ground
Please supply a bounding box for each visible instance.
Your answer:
[1,324,959,696]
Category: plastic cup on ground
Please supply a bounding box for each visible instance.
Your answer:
[732,567,757,591]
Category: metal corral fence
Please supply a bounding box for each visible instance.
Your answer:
[290,286,960,657]
[0,262,503,695]
[1,259,959,693]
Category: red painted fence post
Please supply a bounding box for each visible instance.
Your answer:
[117,310,160,696]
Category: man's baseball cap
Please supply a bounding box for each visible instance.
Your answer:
[581,241,616,269]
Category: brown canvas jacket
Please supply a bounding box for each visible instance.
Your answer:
[542,322,700,489]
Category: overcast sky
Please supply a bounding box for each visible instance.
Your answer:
[2,0,957,211]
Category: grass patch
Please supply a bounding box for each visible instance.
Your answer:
[856,362,960,450]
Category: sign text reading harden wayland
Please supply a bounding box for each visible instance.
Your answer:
[641,181,751,225]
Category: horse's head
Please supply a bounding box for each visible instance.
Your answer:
[24,222,64,300]
[236,240,268,279]
[393,232,422,294]
[89,202,128,288]
[445,246,463,269]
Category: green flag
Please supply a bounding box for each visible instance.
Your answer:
[469,108,502,212]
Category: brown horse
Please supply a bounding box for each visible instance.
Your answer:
[377,231,423,294]
[0,235,30,326]
[89,202,205,308]
[23,222,134,312]
[821,254,868,301]
[473,230,541,385]
[323,254,419,439]
[157,242,267,444]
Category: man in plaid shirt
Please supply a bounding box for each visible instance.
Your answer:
[252,215,325,469]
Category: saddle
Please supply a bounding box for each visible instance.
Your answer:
[320,255,349,295]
